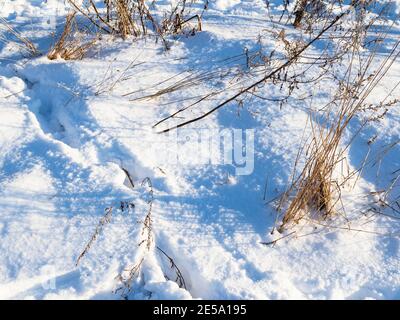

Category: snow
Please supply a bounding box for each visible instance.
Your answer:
[214,0,241,11]
[0,0,399,300]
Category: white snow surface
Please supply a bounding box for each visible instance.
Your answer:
[0,0,399,300]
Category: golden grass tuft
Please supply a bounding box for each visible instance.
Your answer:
[278,121,341,232]
[47,12,97,61]
[277,36,400,232]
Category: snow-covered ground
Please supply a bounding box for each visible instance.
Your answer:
[0,0,399,300]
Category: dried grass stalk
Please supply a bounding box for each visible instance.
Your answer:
[76,207,113,266]
[278,125,340,232]
[115,0,139,38]
[47,12,96,61]
[0,17,39,56]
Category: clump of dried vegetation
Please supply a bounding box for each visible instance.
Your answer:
[276,49,400,232]
[46,1,205,60]
[273,0,400,232]
[48,12,97,60]
[67,0,203,40]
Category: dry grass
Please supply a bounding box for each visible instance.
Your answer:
[115,178,187,296]
[161,0,203,35]
[48,12,97,61]
[67,0,202,42]
[48,1,204,62]
[0,17,39,56]
[115,177,154,297]
[76,206,113,266]
[113,0,140,38]
[75,176,181,298]
[276,37,400,232]
[137,1,398,234]
[156,246,187,290]
[277,116,344,232]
